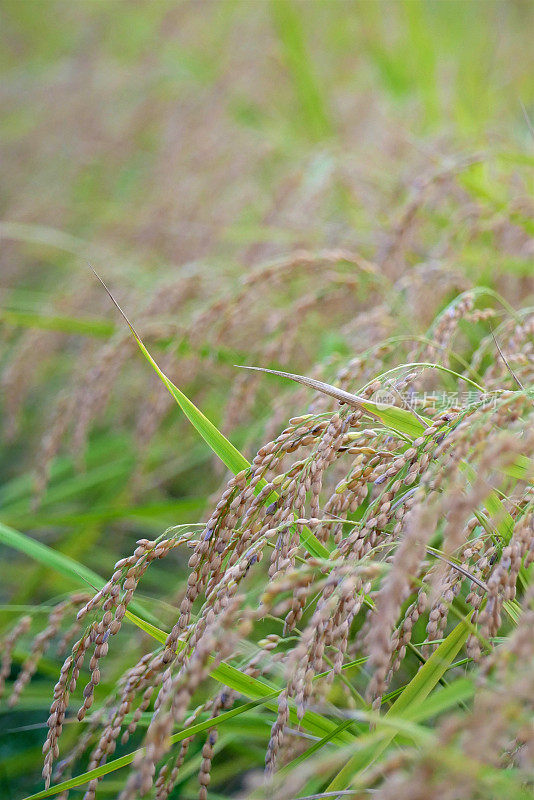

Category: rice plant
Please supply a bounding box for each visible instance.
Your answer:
[1,283,533,799]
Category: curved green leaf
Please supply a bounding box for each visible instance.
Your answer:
[326,619,469,791]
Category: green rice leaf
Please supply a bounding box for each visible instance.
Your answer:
[0,521,158,624]
[92,280,329,560]
[362,400,426,438]
[326,619,469,791]
[503,454,533,480]
[280,675,475,784]
[135,336,250,476]
[0,308,114,337]
[0,521,104,592]
[134,340,328,558]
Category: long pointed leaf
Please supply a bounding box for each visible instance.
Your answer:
[90,272,330,560]
[0,521,159,624]
[326,619,469,791]
[22,694,278,800]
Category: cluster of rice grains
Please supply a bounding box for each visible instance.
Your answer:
[0,593,91,707]
[1,293,532,798]
[19,295,530,799]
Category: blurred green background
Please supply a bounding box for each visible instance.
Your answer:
[0,1,533,797]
